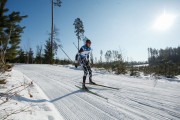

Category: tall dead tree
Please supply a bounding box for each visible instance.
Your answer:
[50,0,61,64]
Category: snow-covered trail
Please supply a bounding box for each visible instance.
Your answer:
[14,64,180,120]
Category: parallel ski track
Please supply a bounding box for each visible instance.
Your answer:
[15,65,180,120]
[16,66,133,120]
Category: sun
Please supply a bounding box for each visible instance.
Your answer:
[153,10,176,30]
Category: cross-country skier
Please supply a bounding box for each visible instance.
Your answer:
[79,39,96,89]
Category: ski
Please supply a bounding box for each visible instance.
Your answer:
[80,82,120,90]
[75,85,108,100]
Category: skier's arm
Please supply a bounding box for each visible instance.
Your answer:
[79,47,83,53]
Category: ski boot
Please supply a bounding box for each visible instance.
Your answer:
[89,79,96,85]
[82,83,88,90]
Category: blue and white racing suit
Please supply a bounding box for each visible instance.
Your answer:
[79,45,92,83]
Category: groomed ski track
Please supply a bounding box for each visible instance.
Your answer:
[14,64,180,120]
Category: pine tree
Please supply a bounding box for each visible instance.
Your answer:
[0,0,27,64]
[28,48,33,64]
[16,48,26,63]
[44,39,52,64]
[44,39,58,64]
[73,18,85,51]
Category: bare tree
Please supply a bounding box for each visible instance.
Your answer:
[112,50,119,61]
[35,45,43,64]
[90,52,94,64]
[105,50,112,62]
[100,50,103,63]
[50,0,62,64]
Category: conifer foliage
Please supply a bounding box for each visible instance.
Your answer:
[0,0,27,64]
[73,18,85,51]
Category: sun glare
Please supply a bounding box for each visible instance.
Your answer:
[153,11,176,31]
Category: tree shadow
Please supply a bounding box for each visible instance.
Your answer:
[13,96,48,103]
[12,89,82,103]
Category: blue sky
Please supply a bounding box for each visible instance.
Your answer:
[6,0,180,61]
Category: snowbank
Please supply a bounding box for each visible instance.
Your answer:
[0,69,64,120]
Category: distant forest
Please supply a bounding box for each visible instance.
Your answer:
[147,46,180,77]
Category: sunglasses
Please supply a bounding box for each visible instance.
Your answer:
[87,42,91,44]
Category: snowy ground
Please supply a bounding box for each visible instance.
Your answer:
[12,64,180,120]
[0,69,63,120]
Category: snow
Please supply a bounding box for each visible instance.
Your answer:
[0,69,64,120]
[133,64,149,67]
[8,64,180,120]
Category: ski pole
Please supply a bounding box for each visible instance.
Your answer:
[73,42,78,51]
[58,45,74,62]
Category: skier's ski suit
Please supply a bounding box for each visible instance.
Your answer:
[79,45,92,84]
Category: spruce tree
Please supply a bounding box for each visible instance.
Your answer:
[28,48,33,64]
[0,0,27,64]
[44,28,59,64]
[44,39,58,64]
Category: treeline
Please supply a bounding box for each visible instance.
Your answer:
[8,45,72,65]
[93,50,145,76]
[147,47,180,77]
[93,50,127,75]
[93,47,180,78]
[148,47,180,65]
[6,27,72,65]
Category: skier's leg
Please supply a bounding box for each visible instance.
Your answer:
[82,65,88,89]
[87,65,96,84]
[83,65,88,83]
[87,65,92,80]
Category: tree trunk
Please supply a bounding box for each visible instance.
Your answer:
[1,26,12,65]
[51,0,54,64]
